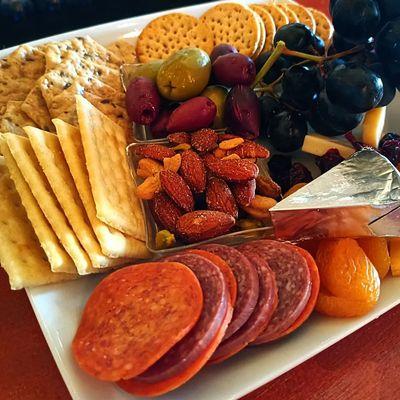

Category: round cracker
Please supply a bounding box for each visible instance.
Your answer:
[285,3,316,33]
[309,8,334,44]
[249,5,276,52]
[200,3,260,57]
[252,11,266,59]
[258,3,289,31]
[136,13,214,63]
[276,4,299,24]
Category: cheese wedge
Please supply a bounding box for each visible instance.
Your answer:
[302,133,355,159]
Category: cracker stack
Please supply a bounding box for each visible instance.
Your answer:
[0,36,131,137]
[0,96,149,289]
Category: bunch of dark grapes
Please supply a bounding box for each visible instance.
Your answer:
[257,1,400,155]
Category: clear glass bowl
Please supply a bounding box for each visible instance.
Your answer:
[126,140,276,255]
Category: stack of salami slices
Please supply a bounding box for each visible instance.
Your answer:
[72,239,320,397]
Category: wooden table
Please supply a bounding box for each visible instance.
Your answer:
[1,268,400,400]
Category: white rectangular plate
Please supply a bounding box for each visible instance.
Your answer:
[1,1,400,399]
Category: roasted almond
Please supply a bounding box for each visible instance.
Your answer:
[180,150,206,194]
[160,170,194,212]
[206,177,238,218]
[134,144,176,160]
[149,191,183,233]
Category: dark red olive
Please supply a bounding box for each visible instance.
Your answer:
[224,85,260,139]
[126,77,161,125]
[166,97,217,132]
[210,44,238,64]
[213,53,256,87]
[150,107,174,138]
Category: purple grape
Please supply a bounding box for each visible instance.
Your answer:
[315,149,345,173]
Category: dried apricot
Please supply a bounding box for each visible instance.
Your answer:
[316,238,380,304]
[357,238,391,279]
[390,239,400,277]
[316,290,377,318]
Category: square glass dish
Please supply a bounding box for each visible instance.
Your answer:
[126,140,276,255]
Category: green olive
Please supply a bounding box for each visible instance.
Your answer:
[201,85,229,128]
[157,48,211,101]
[121,60,163,88]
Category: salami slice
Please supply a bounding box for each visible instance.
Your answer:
[72,262,203,381]
[201,244,259,340]
[279,247,320,338]
[209,253,277,364]
[238,240,312,344]
[130,253,232,387]
[186,249,237,306]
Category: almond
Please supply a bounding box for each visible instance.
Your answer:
[256,175,282,198]
[149,191,183,233]
[159,170,194,212]
[176,210,235,243]
[206,177,238,218]
[191,128,218,152]
[227,141,270,159]
[180,150,206,194]
[167,132,191,145]
[231,179,256,207]
[204,154,259,182]
[134,144,175,161]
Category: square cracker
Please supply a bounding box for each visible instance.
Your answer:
[0,101,36,135]
[0,156,74,289]
[0,45,46,114]
[24,126,116,269]
[5,133,91,274]
[76,95,146,239]
[54,119,149,259]
[0,138,76,273]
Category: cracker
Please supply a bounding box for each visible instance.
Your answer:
[252,11,266,59]
[249,5,276,52]
[0,138,76,273]
[44,36,122,70]
[276,3,299,24]
[21,85,54,132]
[76,95,146,240]
[107,39,138,64]
[309,8,334,44]
[25,126,115,269]
[258,4,289,31]
[137,13,214,63]
[54,119,149,259]
[201,3,261,58]
[0,45,45,113]
[0,101,35,135]
[0,156,73,289]
[285,3,316,33]
[5,133,91,274]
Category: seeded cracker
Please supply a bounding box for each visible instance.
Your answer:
[107,39,138,64]
[76,95,146,240]
[137,13,214,63]
[201,3,260,58]
[249,5,276,52]
[0,138,76,273]
[0,156,74,289]
[54,119,149,259]
[25,126,117,269]
[6,133,91,274]
[0,101,35,135]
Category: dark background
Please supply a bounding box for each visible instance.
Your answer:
[0,0,211,49]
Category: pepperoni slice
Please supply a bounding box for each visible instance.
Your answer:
[123,254,232,393]
[209,253,277,364]
[186,249,237,306]
[201,244,259,340]
[279,247,320,338]
[72,262,203,381]
[238,240,312,345]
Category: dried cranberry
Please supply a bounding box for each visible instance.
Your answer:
[379,133,400,148]
[345,132,368,151]
[379,139,400,166]
[268,155,292,193]
[315,149,345,174]
[289,163,313,187]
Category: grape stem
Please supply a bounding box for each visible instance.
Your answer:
[251,41,286,89]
